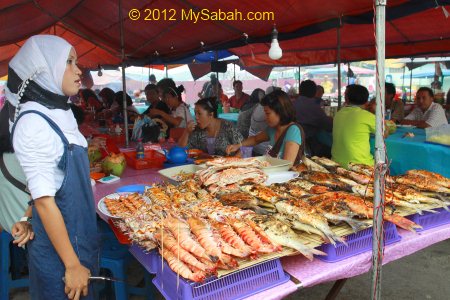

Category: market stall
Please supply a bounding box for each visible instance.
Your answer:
[91,152,450,300]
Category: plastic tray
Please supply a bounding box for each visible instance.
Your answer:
[315,222,401,262]
[406,207,450,232]
[158,164,205,185]
[116,184,149,194]
[129,245,159,274]
[123,149,166,169]
[107,219,131,245]
[153,257,290,300]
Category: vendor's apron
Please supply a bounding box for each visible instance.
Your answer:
[12,111,99,300]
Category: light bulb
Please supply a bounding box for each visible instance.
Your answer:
[269,40,282,60]
[97,69,103,77]
[268,25,282,60]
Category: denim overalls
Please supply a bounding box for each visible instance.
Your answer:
[12,110,99,299]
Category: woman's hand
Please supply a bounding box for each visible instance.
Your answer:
[64,263,91,300]
[226,144,241,155]
[11,221,34,247]
[186,121,196,133]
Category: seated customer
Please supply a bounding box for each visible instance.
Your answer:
[142,83,170,117]
[368,82,404,122]
[294,80,333,157]
[179,97,243,156]
[149,85,192,128]
[401,87,447,128]
[237,88,265,138]
[332,84,388,168]
[227,90,304,164]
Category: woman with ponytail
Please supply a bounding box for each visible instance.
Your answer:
[149,84,193,128]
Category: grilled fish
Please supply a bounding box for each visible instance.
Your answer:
[311,156,340,170]
[302,157,329,173]
[348,163,394,183]
[248,215,326,260]
[274,214,332,243]
[302,171,355,192]
[275,200,345,245]
[395,175,450,194]
[218,192,271,214]
[240,183,287,204]
[288,178,332,194]
[405,170,450,189]
[306,192,421,232]
[352,184,438,215]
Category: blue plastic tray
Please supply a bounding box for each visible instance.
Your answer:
[128,245,159,274]
[153,256,290,300]
[115,184,150,194]
[407,207,450,232]
[315,221,401,262]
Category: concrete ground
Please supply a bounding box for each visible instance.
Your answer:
[9,238,450,300]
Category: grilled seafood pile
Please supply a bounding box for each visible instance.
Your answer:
[196,157,268,194]
[104,193,146,218]
[104,155,450,281]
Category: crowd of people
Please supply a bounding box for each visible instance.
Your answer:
[0,34,450,300]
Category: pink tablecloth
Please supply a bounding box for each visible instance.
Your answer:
[245,225,450,300]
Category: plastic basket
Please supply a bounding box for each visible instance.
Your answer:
[406,207,450,232]
[123,149,166,170]
[316,222,401,262]
[129,245,159,274]
[153,257,290,300]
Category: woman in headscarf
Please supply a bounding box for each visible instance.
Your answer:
[5,35,98,300]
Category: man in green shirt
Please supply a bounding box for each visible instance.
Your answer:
[332,84,388,168]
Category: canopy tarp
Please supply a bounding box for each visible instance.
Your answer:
[1,0,435,75]
[231,4,450,67]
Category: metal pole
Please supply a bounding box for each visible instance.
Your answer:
[347,62,350,85]
[371,1,387,300]
[298,66,301,91]
[215,51,220,105]
[118,0,129,147]
[165,64,168,78]
[337,18,342,109]
[402,64,405,102]
[409,58,413,102]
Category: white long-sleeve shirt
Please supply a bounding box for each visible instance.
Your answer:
[12,102,87,200]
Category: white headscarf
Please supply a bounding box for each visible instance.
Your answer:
[5,35,72,107]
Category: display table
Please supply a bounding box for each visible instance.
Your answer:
[317,127,450,177]
[93,171,450,300]
[244,224,450,300]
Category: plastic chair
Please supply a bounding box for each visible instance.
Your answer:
[0,230,29,300]
[99,223,154,300]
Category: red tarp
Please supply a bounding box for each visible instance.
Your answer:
[231,6,450,67]
[0,1,448,75]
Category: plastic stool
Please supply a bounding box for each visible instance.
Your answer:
[0,230,29,300]
[99,230,154,300]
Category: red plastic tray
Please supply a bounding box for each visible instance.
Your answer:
[107,218,131,245]
[123,149,166,170]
